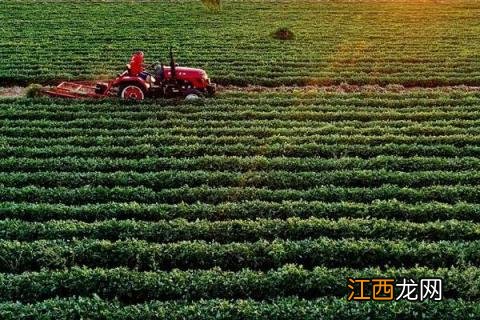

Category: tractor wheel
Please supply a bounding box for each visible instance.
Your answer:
[119,84,145,101]
[183,88,204,101]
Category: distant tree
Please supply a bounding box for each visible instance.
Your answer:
[272,27,295,40]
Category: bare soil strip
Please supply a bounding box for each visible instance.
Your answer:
[0,86,25,98]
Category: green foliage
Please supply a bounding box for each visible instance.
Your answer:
[0,91,479,315]
[2,184,480,205]
[0,238,477,273]
[0,297,478,320]
[0,200,479,223]
[0,169,480,190]
[1,1,480,86]
[0,265,478,302]
[0,217,479,243]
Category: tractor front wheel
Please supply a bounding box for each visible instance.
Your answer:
[183,88,204,101]
[119,84,145,101]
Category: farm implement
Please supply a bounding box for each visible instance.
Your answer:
[43,49,216,101]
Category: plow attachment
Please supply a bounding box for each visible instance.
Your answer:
[42,81,109,99]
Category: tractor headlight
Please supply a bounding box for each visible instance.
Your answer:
[202,73,210,83]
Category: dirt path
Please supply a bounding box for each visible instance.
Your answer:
[0,86,25,98]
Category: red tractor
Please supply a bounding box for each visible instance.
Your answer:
[44,49,216,100]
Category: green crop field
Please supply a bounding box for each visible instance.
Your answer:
[1,0,480,86]
[2,0,480,318]
[0,90,480,318]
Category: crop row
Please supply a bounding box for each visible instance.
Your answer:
[3,118,480,131]
[0,297,476,320]
[2,185,480,205]
[6,100,480,115]
[2,143,480,158]
[0,170,479,189]
[5,92,480,108]
[3,104,480,116]
[3,156,480,173]
[6,95,480,108]
[4,133,480,148]
[0,265,478,302]
[2,109,480,122]
[0,238,478,272]
[1,199,478,223]
[1,217,478,242]
[3,124,480,139]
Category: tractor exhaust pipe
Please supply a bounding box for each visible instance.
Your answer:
[169,47,176,81]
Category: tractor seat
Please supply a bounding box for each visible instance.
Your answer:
[138,71,148,80]
[139,71,156,85]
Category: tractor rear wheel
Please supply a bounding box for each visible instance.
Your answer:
[119,84,145,101]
